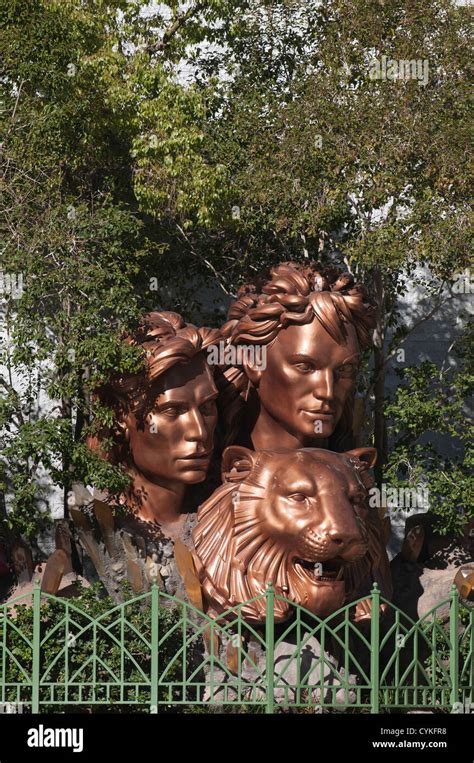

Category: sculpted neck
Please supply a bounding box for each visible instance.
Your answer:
[250,406,311,450]
[122,466,188,539]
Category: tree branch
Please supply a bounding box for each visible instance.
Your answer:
[146,3,205,54]
[175,223,236,297]
[363,286,453,404]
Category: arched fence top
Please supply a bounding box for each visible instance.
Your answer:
[1,580,462,629]
[0,581,472,715]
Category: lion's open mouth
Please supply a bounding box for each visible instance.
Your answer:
[293,557,346,583]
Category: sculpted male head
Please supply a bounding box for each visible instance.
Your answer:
[90,311,220,528]
[217,262,376,450]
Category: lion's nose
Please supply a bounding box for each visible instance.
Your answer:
[328,530,360,549]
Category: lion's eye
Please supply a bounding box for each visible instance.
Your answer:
[288,493,307,503]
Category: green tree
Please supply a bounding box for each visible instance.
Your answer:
[142,0,471,481]
[0,0,245,544]
[385,324,473,535]
[0,0,471,553]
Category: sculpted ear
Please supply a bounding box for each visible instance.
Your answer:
[345,447,377,469]
[242,354,263,387]
[221,446,257,483]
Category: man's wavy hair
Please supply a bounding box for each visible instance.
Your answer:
[89,311,221,466]
[216,261,376,450]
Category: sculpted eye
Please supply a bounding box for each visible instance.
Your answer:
[288,493,307,503]
[336,363,358,378]
[199,401,216,416]
[293,362,315,374]
[159,406,184,418]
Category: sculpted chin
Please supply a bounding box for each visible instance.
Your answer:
[192,446,391,624]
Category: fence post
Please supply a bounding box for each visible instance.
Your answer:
[265,582,275,714]
[370,583,380,713]
[150,583,159,714]
[32,581,41,714]
[470,605,474,710]
[449,585,459,710]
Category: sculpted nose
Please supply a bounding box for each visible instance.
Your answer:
[185,408,206,442]
[328,527,363,550]
[313,368,334,400]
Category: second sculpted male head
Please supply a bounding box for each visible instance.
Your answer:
[217,262,376,450]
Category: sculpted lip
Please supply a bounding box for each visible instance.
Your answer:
[301,409,335,417]
[176,451,212,461]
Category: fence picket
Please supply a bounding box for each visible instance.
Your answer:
[370,584,380,713]
[150,583,159,714]
[0,584,471,713]
[265,582,275,714]
[31,581,41,714]
[449,585,459,710]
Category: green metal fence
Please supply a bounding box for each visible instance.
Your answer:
[0,582,472,713]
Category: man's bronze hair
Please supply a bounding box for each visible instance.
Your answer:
[216,261,376,449]
[89,311,221,466]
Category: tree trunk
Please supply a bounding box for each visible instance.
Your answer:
[372,268,387,486]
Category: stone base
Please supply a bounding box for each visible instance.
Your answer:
[202,629,359,708]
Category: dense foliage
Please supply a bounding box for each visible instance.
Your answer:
[0,0,472,546]
[1,582,201,712]
[385,323,473,534]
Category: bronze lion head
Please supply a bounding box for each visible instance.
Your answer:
[192,445,389,624]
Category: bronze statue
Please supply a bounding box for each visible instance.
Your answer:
[192,445,390,624]
[89,311,221,539]
[217,262,376,450]
[78,266,391,616]
[199,262,392,615]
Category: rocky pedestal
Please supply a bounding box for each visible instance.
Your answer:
[68,499,198,603]
[391,513,474,620]
[200,620,364,709]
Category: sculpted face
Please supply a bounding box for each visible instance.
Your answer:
[261,450,369,568]
[247,318,360,444]
[192,446,379,624]
[124,355,218,486]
